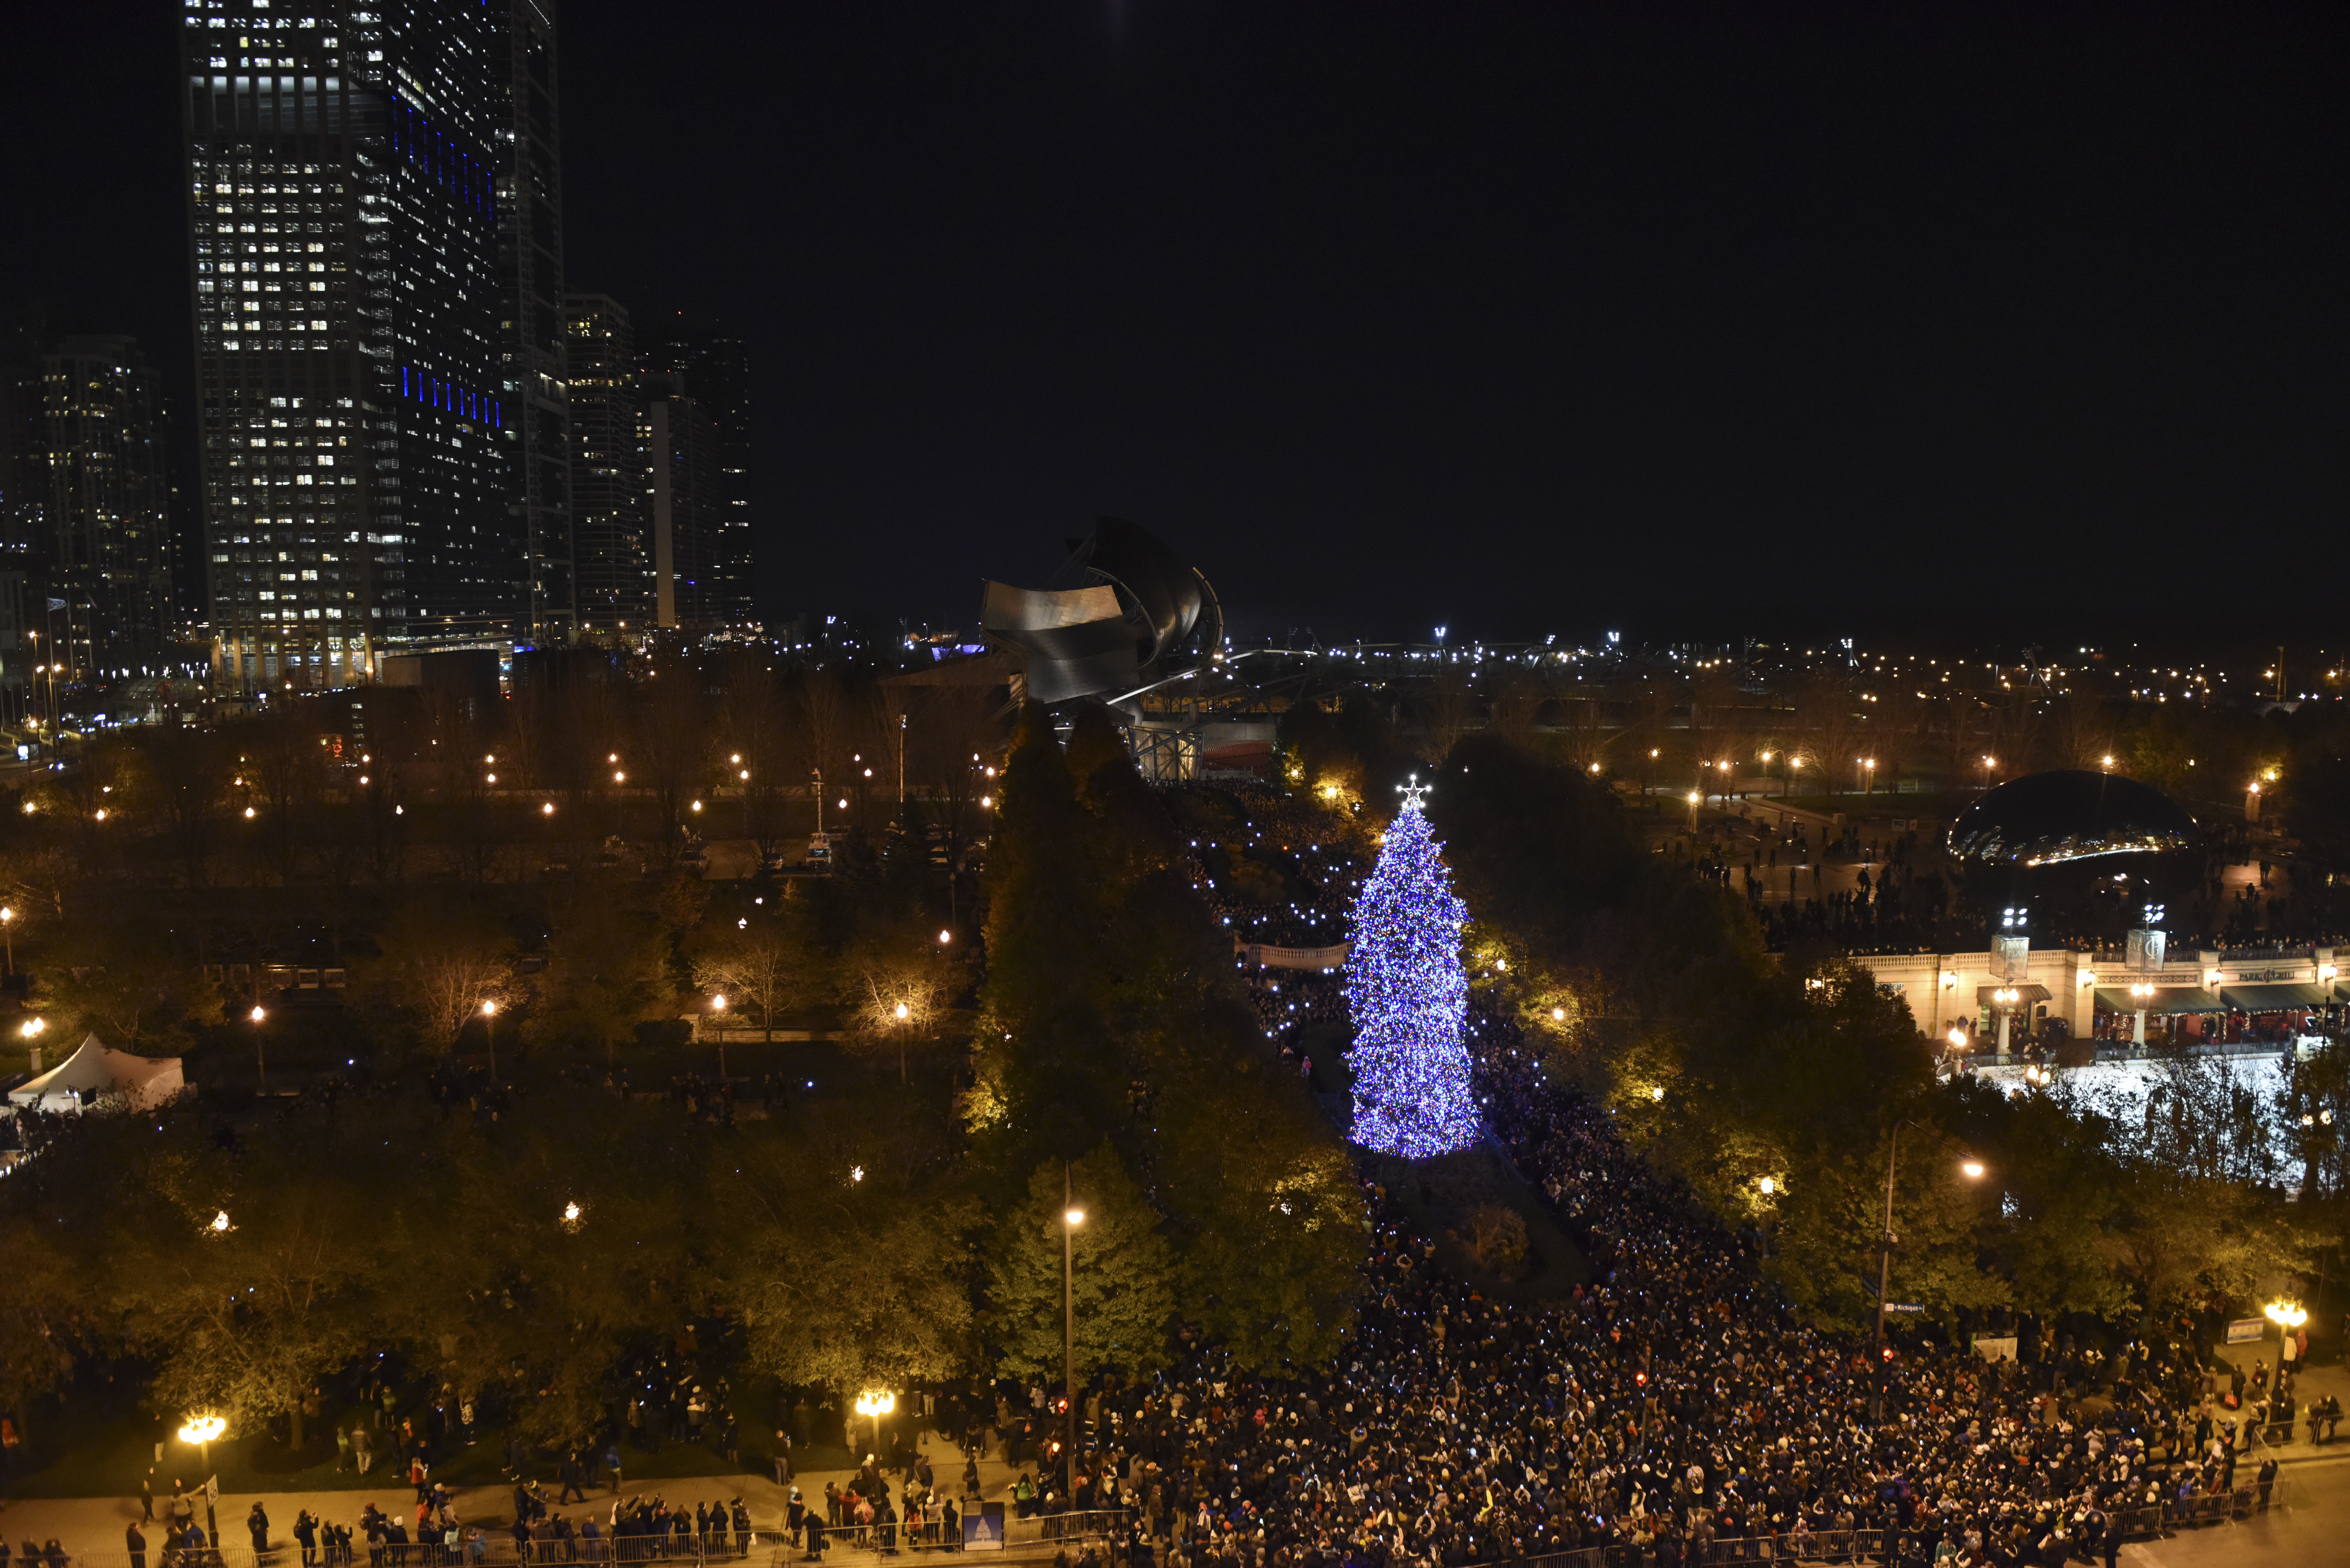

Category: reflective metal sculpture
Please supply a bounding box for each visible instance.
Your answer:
[979,517,1221,703]
[1947,770,2200,868]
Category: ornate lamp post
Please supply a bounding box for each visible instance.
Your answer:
[178,1413,226,1544]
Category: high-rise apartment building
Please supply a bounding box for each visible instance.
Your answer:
[643,316,752,625]
[181,0,528,691]
[491,0,572,644]
[563,293,646,632]
[41,338,177,674]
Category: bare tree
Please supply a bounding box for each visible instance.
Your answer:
[693,924,800,1043]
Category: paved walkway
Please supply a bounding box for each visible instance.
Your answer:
[0,1443,1047,1567]
[2215,1344,2350,1465]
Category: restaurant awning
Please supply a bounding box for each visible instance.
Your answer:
[2220,983,2333,1011]
[1977,984,2051,1007]
[2093,986,2229,1015]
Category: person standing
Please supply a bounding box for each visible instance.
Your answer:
[142,1472,155,1523]
[249,1501,273,1553]
[2256,1455,2278,1510]
[126,1520,148,1568]
[295,1511,318,1568]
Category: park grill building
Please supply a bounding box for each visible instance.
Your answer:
[181,0,555,690]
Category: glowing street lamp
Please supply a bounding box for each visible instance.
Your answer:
[1,905,13,977]
[481,998,500,1085]
[853,1389,896,1465]
[1060,1179,1085,1495]
[178,1413,227,1542]
[562,1200,584,1230]
[249,1004,268,1095]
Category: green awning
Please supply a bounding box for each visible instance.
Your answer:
[2094,986,2229,1015]
[2221,983,2332,1011]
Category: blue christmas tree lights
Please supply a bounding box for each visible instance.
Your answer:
[1343,777,1481,1158]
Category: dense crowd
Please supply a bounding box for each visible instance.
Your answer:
[1131,798,2285,1568]
[925,1012,2282,1568]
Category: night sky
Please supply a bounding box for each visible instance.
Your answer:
[8,2,2344,644]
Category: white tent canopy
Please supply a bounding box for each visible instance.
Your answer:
[6,1034,184,1114]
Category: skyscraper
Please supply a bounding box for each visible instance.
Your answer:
[639,379,721,630]
[182,0,523,692]
[41,338,177,674]
[563,292,646,632]
[643,316,752,625]
[491,0,572,645]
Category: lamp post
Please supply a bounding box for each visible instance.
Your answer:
[1871,1132,1985,1423]
[893,1000,911,1084]
[1062,1169,1085,1500]
[2,904,14,976]
[1861,757,1876,796]
[853,1388,895,1471]
[178,1413,225,1545]
[481,999,498,1086]
[710,994,728,1082]
[249,1005,267,1095]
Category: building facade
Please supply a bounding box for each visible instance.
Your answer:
[40,337,177,675]
[640,383,720,630]
[491,0,572,645]
[643,316,751,624]
[563,292,646,632]
[182,0,523,691]
[1854,943,2340,1051]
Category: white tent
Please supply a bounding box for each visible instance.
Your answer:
[6,1034,184,1114]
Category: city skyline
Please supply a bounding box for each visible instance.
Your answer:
[0,3,2342,648]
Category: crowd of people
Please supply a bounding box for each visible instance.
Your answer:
[918,1004,2281,1568]
[1120,790,2289,1568]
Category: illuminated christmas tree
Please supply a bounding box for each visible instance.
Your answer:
[1343,777,1480,1158]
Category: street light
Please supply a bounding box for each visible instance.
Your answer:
[2,904,15,977]
[250,1005,267,1095]
[178,1413,226,1545]
[481,998,499,1085]
[853,1389,895,1469]
[1061,1178,1087,1498]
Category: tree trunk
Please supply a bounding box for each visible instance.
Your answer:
[291,1404,305,1451]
